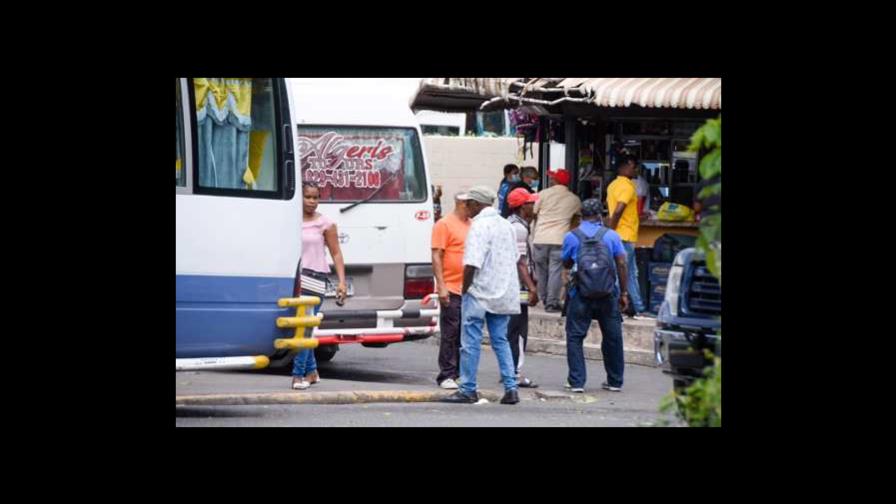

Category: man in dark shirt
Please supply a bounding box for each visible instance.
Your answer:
[501,166,539,218]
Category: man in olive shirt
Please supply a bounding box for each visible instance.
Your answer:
[606,155,650,318]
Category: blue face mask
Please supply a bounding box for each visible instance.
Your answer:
[530,181,540,191]
[510,174,521,183]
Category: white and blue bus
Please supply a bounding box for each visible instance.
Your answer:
[176,78,439,370]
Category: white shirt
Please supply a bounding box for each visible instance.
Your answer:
[508,214,529,259]
[635,175,651,210]
[463,207,521,315]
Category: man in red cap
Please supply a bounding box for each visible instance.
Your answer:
[532,168,582,312]
[505,188,541,387]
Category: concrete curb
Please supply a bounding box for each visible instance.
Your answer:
[525,337,657,367]
[176,389,504,406]
[413,328,658,368]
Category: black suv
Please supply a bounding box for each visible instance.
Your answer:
[654,247,721,392]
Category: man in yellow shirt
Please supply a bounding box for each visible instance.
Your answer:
[607,155,650,318]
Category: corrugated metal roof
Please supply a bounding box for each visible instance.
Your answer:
[418,78,517,97]
[566,77,721,109]
[411,78,519,110]
[413,77,721,111]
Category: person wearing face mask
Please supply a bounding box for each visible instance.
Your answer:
[500,166,540,218]
[497,164,520,215]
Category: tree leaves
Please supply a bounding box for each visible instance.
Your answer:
[699,149,721,179]
[688,115,721,151]
[698,181,721,200]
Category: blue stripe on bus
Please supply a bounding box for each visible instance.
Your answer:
[176,275,296,358]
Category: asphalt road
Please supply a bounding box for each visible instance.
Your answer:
[176,340,683,427]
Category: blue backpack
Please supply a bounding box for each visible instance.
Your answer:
[572,227,615,299]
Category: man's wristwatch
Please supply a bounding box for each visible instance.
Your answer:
[621,292,629,297]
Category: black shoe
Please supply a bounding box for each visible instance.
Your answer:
[441,390,479,404]
[500,389,520,404]
[544,305,561,313]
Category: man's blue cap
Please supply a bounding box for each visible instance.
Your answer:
[582,198,602,217]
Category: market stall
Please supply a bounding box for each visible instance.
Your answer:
[412,77,722,311]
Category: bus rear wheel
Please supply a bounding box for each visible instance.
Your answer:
[314,345,338,363]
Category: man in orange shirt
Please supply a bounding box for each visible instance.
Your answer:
[431,192,472,389]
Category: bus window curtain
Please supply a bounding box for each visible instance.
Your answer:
[194,78,253,189]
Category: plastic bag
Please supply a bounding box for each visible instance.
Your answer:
[656,202,694,222]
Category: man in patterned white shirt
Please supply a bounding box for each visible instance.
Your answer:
[442,185,522,405]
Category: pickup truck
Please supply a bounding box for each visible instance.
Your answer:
[653,247,721,392]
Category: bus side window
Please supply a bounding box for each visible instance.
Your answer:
[176,80,186,187]
[191,78,279,194]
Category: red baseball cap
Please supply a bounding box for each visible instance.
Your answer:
[508,188,539,209]
[549,168,570,186]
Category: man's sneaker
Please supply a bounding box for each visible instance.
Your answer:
[291,377,310,390]
[500,389,520,404]
[634,312,656,320]
[544,304,561,313]
[439,378,459,390]
[601,382,622,392]
[518,377,538,388]
[565,381,584,393]
[441,390,479,404]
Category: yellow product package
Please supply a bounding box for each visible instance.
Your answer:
[657,202,694,222]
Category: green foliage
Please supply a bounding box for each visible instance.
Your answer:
[656,115,722,427]
[691,115,721,284]
[660,353,722,427]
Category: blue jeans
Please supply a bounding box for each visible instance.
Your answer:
[458,294,518,395]
[291,301,320,377]
[564,291,624,388]
[620,241,645,312]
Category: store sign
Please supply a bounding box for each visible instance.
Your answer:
[298,131,398,190]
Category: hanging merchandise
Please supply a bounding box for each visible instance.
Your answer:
[550,120,564,143]
[510,108,538,160]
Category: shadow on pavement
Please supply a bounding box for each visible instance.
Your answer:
[175,406,267,418]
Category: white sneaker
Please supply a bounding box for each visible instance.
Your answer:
[292,378,310,390]
[440,378,459,389]
[601,382,622,392]
[565,381,584,393]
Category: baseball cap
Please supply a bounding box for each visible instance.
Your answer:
[467,185,498,204]
[508,188,539,209]
[549,168,570,186]
[581,198,602,217]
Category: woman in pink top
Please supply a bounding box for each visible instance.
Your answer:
[292,181,348,390]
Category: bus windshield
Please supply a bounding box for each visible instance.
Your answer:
[297,126,426,203]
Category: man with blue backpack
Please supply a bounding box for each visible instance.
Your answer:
[561,198,630,393]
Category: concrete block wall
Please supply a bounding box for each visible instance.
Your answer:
[422,136,540,215]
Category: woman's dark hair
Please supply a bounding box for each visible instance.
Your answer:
[504,164,520,176]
